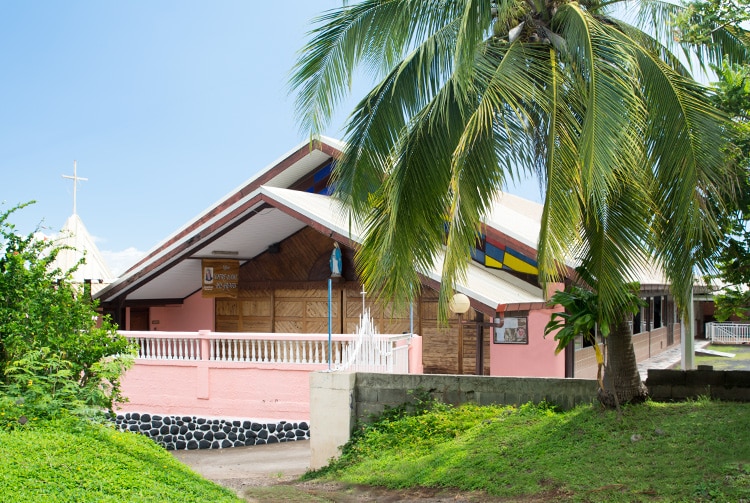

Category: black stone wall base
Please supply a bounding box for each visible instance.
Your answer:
[111,413,310,450]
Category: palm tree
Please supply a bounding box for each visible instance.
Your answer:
[290,0,749,404]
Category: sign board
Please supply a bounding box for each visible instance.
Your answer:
[201,259,239,298]
[493,316,528,344]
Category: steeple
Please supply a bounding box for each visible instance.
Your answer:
[53,161,115,292]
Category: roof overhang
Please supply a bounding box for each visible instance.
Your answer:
[96,185,545,312]
[95,137,547,311]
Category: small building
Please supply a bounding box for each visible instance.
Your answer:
[95,138,682,378]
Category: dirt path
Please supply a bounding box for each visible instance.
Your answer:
[171,440,543,502]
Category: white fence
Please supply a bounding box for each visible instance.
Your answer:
[123,330,413,374]
[705,323,750,345]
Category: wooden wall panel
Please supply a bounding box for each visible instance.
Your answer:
[342,287,412,335]
[274,289,341,334]
[216,300,238,316]
[420,326,457,374]
[241,319,272,332]
[239,227,355,283]
[212,224,495,375]
[275,320,304,332]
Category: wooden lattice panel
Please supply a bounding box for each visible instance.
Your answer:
[304,320,330,333]
[241,299,271,317]
[275,300,304,318]
[216,300,238,316]
[306,301,331,318]
[241,319,272,332]
[216,318,239,332]
[275,320,304,332]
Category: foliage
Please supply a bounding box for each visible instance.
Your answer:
[0,420,242,502]
[545,282,644,352]
[672,0,750,46]
[545,282,647,405]
[710,59,750,320]
[672,0,750,320]
[306,387,451,477]
[0,203,135,428]
[291,0,747,331]
[309,400,750,502]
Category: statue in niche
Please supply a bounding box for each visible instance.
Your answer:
[330,242,342,277]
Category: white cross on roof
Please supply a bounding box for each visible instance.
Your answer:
[62,160,88,215]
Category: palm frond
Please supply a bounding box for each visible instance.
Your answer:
[290,0,466,136]
[356,81,470,308]
[538,47,584,286]
[632,43,735,312]
[554,4,647,231]
[333,15,462,216]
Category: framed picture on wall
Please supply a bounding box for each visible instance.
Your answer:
[494,316,528,344]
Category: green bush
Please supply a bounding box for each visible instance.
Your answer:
[0,203,135,428]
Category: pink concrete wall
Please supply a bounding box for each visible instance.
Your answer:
[148,291,214,331]
[489,308,565,377]
[408,335,424,374]
[117,360,319,421]
[116,330,424,421]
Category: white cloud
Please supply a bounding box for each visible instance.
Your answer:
[101,247,146,277]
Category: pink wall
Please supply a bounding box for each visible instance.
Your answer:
[117,360,319,421]
[408,335,423,374]
[117,330,423,421]
[489,307,565,377]
[148,291,214,331]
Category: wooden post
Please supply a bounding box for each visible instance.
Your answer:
[475,312,484,375]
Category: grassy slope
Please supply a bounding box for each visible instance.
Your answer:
[0,421,242,503]
[318,401,750,502]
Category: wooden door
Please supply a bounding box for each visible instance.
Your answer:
[129,308,149,331]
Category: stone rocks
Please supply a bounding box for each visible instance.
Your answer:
[112,413,310,450]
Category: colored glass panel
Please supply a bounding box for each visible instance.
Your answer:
[503,253,538,275]
[485,255,503,269]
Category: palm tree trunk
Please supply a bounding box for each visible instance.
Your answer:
[598,317,648,407]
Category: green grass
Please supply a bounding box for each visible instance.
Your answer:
[310,400,750,502]
[0,420,242,503]
[694,344,750,370]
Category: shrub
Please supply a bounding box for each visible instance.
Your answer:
[0,203,135,429]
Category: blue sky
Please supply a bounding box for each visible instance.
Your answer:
[1,1,543,275]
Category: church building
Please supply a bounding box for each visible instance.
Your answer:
[94,138,681,378]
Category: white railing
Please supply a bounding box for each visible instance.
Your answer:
[210,335,345,365]
[129,331,202,360]
[333,307,412,374]
[706,323,750,344]
[121,330,412,373]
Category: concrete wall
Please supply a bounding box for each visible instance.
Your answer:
[646,369,750,401]
[309,371,597,469]
[117,360,319,420]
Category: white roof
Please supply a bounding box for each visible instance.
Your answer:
[262,187,545,309]
[484,192,543,250]
[50,214,114,294]
[97,183,544,310]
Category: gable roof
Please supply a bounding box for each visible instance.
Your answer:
[95,137,549,313]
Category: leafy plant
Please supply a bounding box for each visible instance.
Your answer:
[0,202,135,429]
[545,281,644,395]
